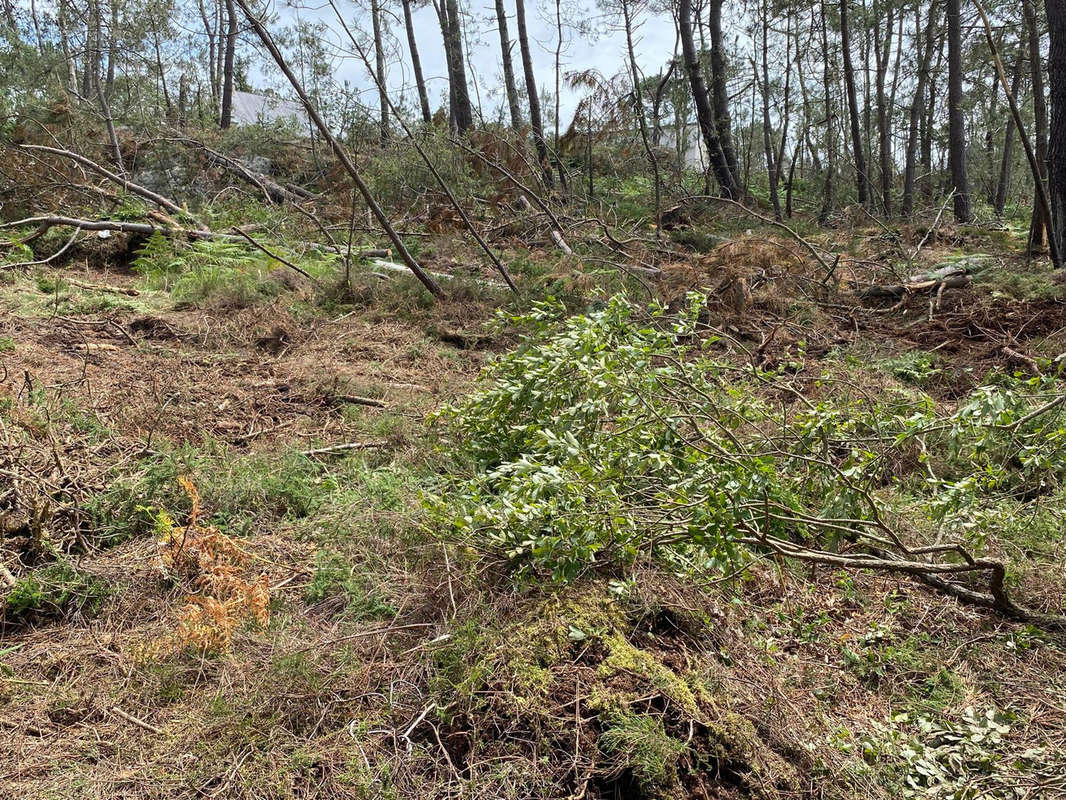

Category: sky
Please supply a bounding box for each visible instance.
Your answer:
[269,0,679,128]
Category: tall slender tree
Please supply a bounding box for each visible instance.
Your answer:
[840,0,870,206]
[902,0,938,217]
[946,0,971,221]
[1048,0,1066,257]
[219,0,237,128]
[678,0,739,198]
[514,0,552,186]
[401,0,432,124]
[493,0,523,130]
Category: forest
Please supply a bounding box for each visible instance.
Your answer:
[1,0,1065,796]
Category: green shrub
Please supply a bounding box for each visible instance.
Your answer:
[428,293,1066,585]
[3,561,111,625]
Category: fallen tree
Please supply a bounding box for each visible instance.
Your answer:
[429,293,1066,630]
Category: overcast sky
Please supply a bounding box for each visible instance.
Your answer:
[268,0,679,127]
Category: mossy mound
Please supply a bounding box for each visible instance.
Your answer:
[425,578,804,799]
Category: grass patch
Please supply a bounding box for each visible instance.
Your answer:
[2,560,111,626]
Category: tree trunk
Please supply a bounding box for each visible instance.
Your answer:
[758,0,781,220]
[1025,0,1050,249]
[437,0,473,134]
[514,0,552,186]
[196,0,218,104]
[818,0,835,221]
[840,0,870,206]
[873,0,894,216]
[678,0,738,198]
[219,0,237,129]
[1048,0,1066,257]
[995,50,1024,217]
[902,0,938,217]
[400,0,431,124]
[946,0,971,221]
[708,0,741,189]
[371,0,389,143]
[493,0,523,130]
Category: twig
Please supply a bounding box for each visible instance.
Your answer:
[110,705,162,734]
[299,441,388,457]
[229,227,318,284]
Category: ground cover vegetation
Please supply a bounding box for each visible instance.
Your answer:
[1,0,1066,796]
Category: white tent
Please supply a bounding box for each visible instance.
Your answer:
[230,90,303,127]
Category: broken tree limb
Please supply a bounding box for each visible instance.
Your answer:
[0,217,385,266]
[229,227,318,284]
[324,0,519,294]
[679,194,835,276]
[455,141,575,255]
[163,136,313,204]
[16,144,207,230]
[233,0,442,297]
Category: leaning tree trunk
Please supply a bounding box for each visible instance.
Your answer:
[841,0,870,206]
[493,0,523,130]
[1049,0,1066,258]
[219,0,237,129]
[401,0,432,124]
[678,0,739,198]
[514,0,552,187]
[946,0,971,221]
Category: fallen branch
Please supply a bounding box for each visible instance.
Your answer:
[110,705,162,735]
[17,144,207,230]
[233,0,442,297]
[678,194,835,275]
[299,441,389,457]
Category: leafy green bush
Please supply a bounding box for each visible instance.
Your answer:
[428,293,1066,587]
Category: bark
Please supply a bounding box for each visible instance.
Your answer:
[708,0,741,188]
[923,31,944,202]
[219,0,237,129]
[946,0,971,221]
[994,51,1024,217]
[196,0,218,104]
[370,0,388,143]
[902,0,938,217]
[401,0,432,124]
[758,0,781,220]
[1047,0,1066,257]
[840,0,870,206]
[514,0,552,186]
[974,0,1059,268]
[873,0,894,216]
[1025,0,1050,248]
[678,0,739,198]
[443,0,474,134]
[818,0,835,221]
[493,0,523,130]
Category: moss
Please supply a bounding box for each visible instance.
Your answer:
[599,634,701,718]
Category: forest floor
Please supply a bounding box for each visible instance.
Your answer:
[1,221,1065,799]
